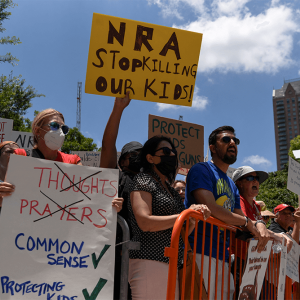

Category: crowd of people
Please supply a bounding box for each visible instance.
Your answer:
[0,92,298,300]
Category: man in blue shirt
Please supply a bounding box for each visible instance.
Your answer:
[185,126,270,299]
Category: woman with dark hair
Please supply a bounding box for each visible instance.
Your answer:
[127,135,210,300]
[173,180,186,202]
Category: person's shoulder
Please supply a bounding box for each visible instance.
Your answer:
[58,151,81,164]
[189,161,211,174]
[269,221,284,233]
[133,172,152,182]
[14,148,26,156]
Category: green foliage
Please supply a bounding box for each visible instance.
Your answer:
[0,0,21,65]
[61,127,101,154]
[0,73,44,131]
[257,165,298,210]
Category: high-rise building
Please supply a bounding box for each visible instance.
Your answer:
[273,78,300,170]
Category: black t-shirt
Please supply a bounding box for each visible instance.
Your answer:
[269,221,292,233]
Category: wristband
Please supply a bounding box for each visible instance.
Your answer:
[254,220,266,227]
[241,216,248,228]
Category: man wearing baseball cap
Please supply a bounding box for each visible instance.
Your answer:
[269,204,300,242]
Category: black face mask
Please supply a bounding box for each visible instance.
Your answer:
[128,155,141,173]
[155,155,177,178]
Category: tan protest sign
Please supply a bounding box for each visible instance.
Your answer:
[148,114,204,169]
[86,13,202,107]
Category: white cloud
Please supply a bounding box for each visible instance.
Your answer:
[156,86,208,111]
[147,0,206,18]
[243,155,272,167]
[149,0,300,74]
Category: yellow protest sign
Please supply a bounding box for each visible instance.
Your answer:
[148,114,204,169]
[85,13,203,107]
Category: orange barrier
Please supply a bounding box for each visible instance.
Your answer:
[164,209,295,300]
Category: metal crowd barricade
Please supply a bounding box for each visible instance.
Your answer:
[116,215,140,300]
[164,209,294,300]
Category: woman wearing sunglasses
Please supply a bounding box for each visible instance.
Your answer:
[231,166,292,299]
[127,135,210,300]
[14,109,82,164]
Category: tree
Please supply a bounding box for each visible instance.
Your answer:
[256,165,298,210]
[0,73,44,131]
[257,135,300,210]
[0,0,21,65]
[61,127,101,154]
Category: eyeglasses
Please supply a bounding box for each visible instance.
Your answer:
[155,147,177,156]
[241,175,259,182]
[44,122,69,135]
[175,187,186,192]
[220,136,240,145]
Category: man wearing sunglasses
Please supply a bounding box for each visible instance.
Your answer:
[185,126,270,300]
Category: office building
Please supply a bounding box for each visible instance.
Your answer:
[273,78,300,170]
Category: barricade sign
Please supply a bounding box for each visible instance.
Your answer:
[0,155,118,299]
[238,239,272,300]
[148,114,204,169]
[85,13,203,107]
[277,239,287,299]
[285,234,300,282]
[0,117,34,149]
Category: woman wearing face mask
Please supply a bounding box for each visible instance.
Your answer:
[14,109,82,164]
[12,109,123,212]
[127,135,211,300]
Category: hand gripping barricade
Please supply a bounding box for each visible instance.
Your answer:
[164,209,297,300]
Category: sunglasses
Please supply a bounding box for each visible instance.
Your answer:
[155,147,177,156]
[241,175,259,182]
[44,122,69,135]
[220,136,240,145]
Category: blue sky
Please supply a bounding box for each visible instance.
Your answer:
[1,0,300,173]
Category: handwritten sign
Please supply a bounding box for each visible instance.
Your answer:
[148,114,204,169]
[293,150,300,159]
[71,151,101,167]
[285,234,300,282]
[0,117,13,143]
[287,156,300,195]
[277,238,287,299]
[238,240,272,300]
[85,14,203,107]
[226,167,236,180]
[0,155,118,299]
[0,117,34,149]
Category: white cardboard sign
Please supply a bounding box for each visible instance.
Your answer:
[285,234,300,282]
[0,117,13,143]
[293,150,300,159]
[238,240,272,300]
[0,155,118,299]
[277,238,287,299]
[71,151,101,167]
[226,167,236,180]
[287,156,300,195]
[0,117,34,149]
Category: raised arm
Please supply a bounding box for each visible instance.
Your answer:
[100,92,131,168]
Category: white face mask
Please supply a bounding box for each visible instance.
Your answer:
[43,128,65,151]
